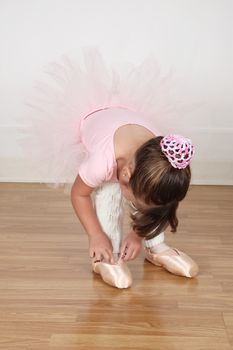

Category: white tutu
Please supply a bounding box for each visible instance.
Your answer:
[21,47,180,192]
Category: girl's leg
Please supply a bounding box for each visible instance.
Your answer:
[143,233,199,278]
[94,182,123,257]
[143,232,170,253]
[93,182,132,288]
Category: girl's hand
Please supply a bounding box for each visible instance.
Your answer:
[89,231,114,264]
[120,230,143,262]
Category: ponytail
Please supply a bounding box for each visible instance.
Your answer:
[131,200,179,240]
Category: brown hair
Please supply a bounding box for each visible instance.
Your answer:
[129,137,191,240]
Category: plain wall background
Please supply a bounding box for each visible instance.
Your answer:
[0,0,233,184]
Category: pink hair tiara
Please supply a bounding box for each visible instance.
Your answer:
[160,134,194,169]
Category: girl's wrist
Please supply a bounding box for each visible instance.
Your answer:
[130,229,143,241]
[87,229,106,239]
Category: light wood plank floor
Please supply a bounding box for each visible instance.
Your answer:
[0,183,232,350]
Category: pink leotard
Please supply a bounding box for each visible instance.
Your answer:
[78,107,160,188]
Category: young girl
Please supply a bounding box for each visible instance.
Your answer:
[24,48,199,288]
[70,106,198,289]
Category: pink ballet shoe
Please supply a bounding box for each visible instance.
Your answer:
[145,247,199,278]
[92,260,133,289]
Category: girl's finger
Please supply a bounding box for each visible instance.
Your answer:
[105,249,115,264]
[128,249,136,261]
[130,250,138,261]
[123,247,134,261]
[129,245,139,261]
[89,249,95,259]
[120,242,128,258]
[95,252,103,262]
[103,249,113,263]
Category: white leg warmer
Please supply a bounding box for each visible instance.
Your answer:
[143,232,165,248]
[94,182,123,254]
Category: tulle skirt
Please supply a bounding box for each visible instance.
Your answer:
[21,47,179,192]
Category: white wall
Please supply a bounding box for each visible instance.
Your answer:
[0,0,233,184]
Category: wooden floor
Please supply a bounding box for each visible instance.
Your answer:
[0,183,233,350]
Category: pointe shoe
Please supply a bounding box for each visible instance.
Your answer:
[145,247,199,278]
[92,260,133,289]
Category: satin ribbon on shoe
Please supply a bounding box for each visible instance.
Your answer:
[92,260,133,288]
[145,247,199,278]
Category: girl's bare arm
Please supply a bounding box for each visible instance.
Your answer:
[71,175,102,237]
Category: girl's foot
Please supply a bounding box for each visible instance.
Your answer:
[92,260,133,288]
[144,247,199,278]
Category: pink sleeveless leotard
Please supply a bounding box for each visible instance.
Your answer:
[78,107,160,188]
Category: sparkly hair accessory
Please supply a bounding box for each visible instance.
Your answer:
[160,134,194,169]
